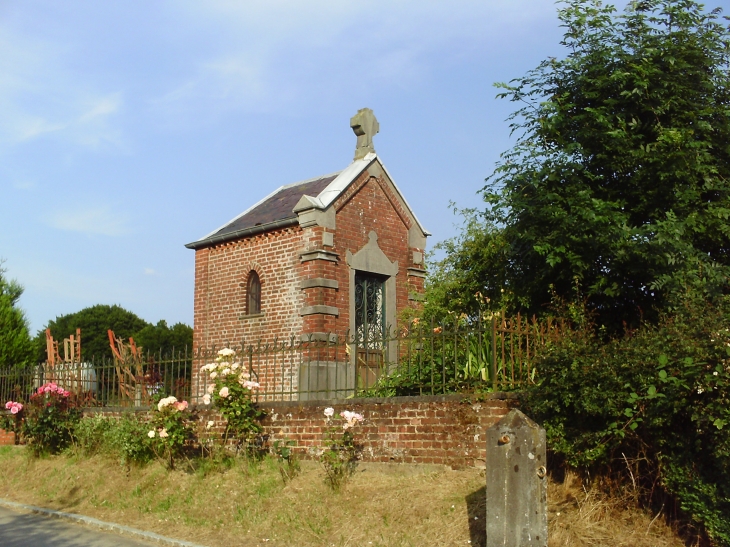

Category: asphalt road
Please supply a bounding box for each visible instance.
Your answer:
[0,505,158,547]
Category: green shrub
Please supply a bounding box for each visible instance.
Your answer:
[524,296,730,545]
[73,414,114,456]
[73,413,154,466]
[108,413,155,466]
[73,413,154,465]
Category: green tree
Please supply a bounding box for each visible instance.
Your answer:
[432,0,730,332]
[36,305,148,362]
[132,320,193,357]
[34,306,193,363]
[423,208,507,321]
[0,263,34,369]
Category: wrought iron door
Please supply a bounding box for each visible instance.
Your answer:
[354,272,385,388]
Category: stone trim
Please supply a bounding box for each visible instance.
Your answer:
[300,249,340,263]
[299,278,339,290]
[299,332,339,342]
[238,312,265,320]
[407,267,427,278]
[300,305,339,317]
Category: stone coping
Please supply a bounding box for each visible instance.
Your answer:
[79,392,519,414]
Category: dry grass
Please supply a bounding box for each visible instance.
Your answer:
[548,472,685,547]
[0,446,685,547]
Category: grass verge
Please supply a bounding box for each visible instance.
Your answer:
[0,445,685,547]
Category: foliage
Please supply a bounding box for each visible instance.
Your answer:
[73,413,155,466]
[35,304,148,362]
[0,262,34,370]
[422,208,508,322]
[22,382,80,456]
[272,439,300,484]
[430,0,730,334]
[320,408,363,492]
[362,316,553,397]
[131,320,193,358]
[522,295,730,545]
[111,414,156,466]
[200,348,265,457]
[147,395,194,470]
[72,413,115,456]
[33,305,193,363]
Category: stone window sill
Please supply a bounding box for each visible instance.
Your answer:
[238,312,265,320]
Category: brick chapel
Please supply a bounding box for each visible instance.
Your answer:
[186,109,429,395]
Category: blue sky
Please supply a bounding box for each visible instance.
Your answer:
[2,0,728,334]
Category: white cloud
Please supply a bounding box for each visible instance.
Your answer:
[13,180,36,190]
[144,268,156,276]
[49,207,130,237]
[0,27,125,151]
[151,0,559,120]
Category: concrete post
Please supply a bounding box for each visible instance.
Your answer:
[486,409,547,547]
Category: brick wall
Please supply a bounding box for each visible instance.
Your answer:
[0,428,15,446]
[200,393,518,469]
[193,226,305,350]
[7,395,518,468]
[5,393,517,468]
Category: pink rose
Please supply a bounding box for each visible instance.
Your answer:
[10,406,18,415]
[4,401,11,410]
[37,387,44,394]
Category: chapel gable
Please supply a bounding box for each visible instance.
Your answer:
[186,109,429,396]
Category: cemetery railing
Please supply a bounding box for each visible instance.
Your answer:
[0,314,565,409]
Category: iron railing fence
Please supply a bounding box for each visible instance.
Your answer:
[0,314,565,409]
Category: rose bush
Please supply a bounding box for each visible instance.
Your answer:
[147,394,193,469]
[1,400,24,443]
[320,407,364,492]
[200,348,265,457]
[22,383,80,456]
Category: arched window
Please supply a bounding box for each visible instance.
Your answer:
[246,271,261,315]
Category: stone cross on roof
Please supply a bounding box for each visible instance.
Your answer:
[350,108,379,160]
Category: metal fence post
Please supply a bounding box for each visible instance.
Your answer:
[486,409,547,547]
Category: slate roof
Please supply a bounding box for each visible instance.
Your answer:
[186,153,429,250]
[185,174,338,249]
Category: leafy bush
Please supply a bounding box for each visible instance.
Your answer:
[22,383,80,456]
[73,413,114,456]
[524,296,730,545]
[72,413,155,466]
[108,414,156,466]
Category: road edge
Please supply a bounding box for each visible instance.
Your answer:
[0,498,209,547]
